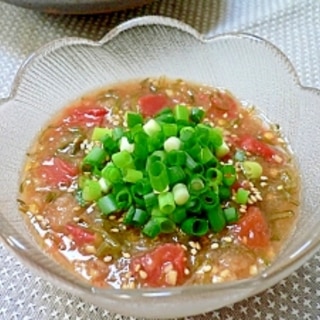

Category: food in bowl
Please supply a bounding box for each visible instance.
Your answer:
[18,76,299,289]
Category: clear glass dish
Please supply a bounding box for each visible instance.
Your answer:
[0,16,319,319]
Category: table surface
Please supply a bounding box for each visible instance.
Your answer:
[0,0,320,319]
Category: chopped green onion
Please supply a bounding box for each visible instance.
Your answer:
[123,206,135,225]
[186,143,202,160]
[171,207,187,224]
[115,188,132,210]
[143,192,158,210]
[131,178,152,196]
[132,208,150,226]
[91,127,111,141]
[174,104,190,123]
[242,161,263,179]
[156,112,175,124]
[219,185,231,201]
[142,219,161,238]
[189,176,206,194]
[112,150,134,169]
[98,177,112,193]
[154,217,176,233]
[101,164,122,184]
[164,136,181,152]
[133,131,149,159]
[147,131,165,153]
[172,183,190,206]
[98,194,118,215]
[216,141,230,158]
[119,136,135,153]
[148,161,169,192]
[199,146,215,164]
[223,207,239,223]
[143,119,161,136]
[185,153,204,174]
[101,134,118,155]
[167,166,186,185]
[186,195,202,213]
[158,191,176,214]
[206,168,222,185]
[122,168,143,183]
[195,124,210,145]
[201,191,220,210]
[82,147,107,169]
[209,127,223,148]
[207,207,226,233]
[161,122,178,137]
[222,164,237,186]
[190,107,205,123]
[166,150,186,166]
[235,188,250,204]
[112,127,125,141]
[82,180,102,201]
[181,217,209,236]
[125,111,143,128]
[179,126,196,144]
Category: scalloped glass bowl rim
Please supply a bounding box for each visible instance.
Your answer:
[1,15,320,300]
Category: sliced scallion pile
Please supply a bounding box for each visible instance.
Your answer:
[77,105,244,238]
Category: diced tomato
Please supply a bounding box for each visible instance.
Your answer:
[202,91,239,119]
[65,224,96,246]
[63,106,108,127]
[38,157,78,186]
[131,243,188,287]
[233,206,270,248]
[235,134,282,163]
[138,93,169,117]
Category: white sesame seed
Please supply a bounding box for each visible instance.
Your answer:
[211,243,219,249]
[110,228,120,233]
[139,270,148,279]
[190,248,198,256]
[260,182,268,187]
[255,193,263,201]
[103,255,113,263]
[122,252,131,258]
[250,195,257,202]
[203,265,212,273]
[249,265,258,276]
[222,236,233,243]
[277,185,284,190]
[260,175,268,181]
[184,268,190,275]
[84,245,96,254]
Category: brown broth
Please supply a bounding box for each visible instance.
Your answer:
[18,77,300,288]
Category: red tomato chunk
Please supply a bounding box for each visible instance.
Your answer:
[131,243,188,287]
[37,157,78,187]
[138,93,169,117]
[233,206,270,248]
[63,106,108,127]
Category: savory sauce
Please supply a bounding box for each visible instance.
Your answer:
[19,78,300,288]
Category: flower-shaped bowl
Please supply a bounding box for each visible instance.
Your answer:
[0,16,320,318]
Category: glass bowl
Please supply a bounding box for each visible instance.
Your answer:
[0,16,319,319]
